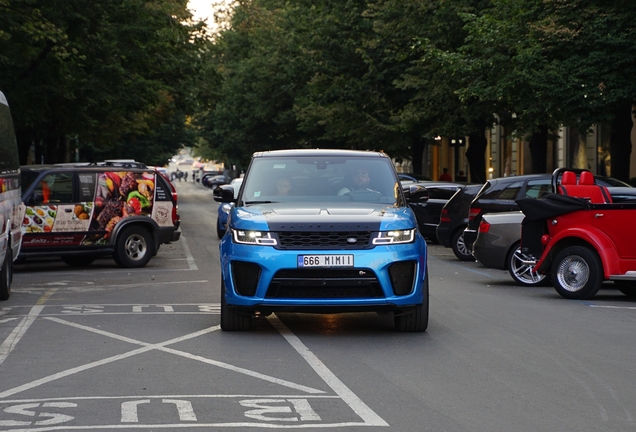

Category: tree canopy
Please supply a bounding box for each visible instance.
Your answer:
[3,0,636,178]
[0,0,211,166]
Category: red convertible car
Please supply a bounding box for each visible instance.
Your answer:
[518,168,636,299]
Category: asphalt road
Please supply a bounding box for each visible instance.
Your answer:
[2,180,636,431]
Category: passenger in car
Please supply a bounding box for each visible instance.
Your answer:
[276,177,292,195]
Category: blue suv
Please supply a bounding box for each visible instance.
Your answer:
[213,149,430,332]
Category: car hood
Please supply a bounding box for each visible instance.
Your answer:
[230,203,417,232]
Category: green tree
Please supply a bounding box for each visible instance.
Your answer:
[459,0,636,179]
[0,0,209,165]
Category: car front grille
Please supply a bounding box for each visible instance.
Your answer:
[276,231,372,250]
[265,269,384,299]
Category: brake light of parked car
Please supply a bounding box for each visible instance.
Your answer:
[478,220,490,233]
[440,209,450,223]
[468,207,481,221]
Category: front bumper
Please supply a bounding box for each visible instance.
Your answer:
[220,238,428,311]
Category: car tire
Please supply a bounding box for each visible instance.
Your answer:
[394,268,429,332]
[61,255,97,267]
[451,229,473,261]
[113,225,154,268]
[614,281,636,298]
[216,219,225,239]
[507,243,548,286]
[0,247,12,301]
[552,245,603,299]
[220,279,252,331]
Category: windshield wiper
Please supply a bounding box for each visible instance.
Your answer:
[244,200,278,205]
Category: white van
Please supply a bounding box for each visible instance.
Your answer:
[0,91,22,300]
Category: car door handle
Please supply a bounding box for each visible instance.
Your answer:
[594,213,604,218]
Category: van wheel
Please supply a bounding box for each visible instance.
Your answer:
[113,225,154,268]
[395,269,429,332]
[61,255,97,267]
[552,246,603,299]
[507,244,548,286]
[0,248,12,301]
[216,220,225,239]
[614,281,636,298]
[451,229,473,261]
[220,279,252,331]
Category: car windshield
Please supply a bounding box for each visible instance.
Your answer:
[240,156,400,204]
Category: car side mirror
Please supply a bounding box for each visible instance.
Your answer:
[24,192,42,206]
[404,184,429,203]
[213,184,235,203]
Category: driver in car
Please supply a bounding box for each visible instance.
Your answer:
[338,167,378,196]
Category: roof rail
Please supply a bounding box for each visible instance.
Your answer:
[54,161,148,169]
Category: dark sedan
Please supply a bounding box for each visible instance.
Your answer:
[202,174,231,189]
[472,211,548,286]
[406,182,464,243]
[435,183,483,260]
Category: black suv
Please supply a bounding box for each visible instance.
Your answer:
[463,174,552,257]
[462,173,630,258]
[406,181,464,243]
[19,161,180,268]
[435,184,483,261]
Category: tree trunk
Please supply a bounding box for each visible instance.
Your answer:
[410,136,425,175]
[466,133,487,184]
[529,125,548,174]
[15,129,33,165]
[610,102,634,182]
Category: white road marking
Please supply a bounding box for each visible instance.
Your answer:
[120,399,150,423]
[268,315,389,426]
[162,399,197,421]
[0,302,387,428]
[589,305,636,310]
[0,318,18,324]
[0,318,324,399]
[13,280,209,291]
[0,289,57,365]
[179,234,198,270]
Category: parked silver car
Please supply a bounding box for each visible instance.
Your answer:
[472,211,548,286]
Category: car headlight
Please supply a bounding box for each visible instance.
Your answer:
[221,203,232,214]
[232,229,277,245]
[372,229,416,245]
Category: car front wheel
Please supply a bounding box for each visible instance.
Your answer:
[220,279,252,331]
[394,268,429,332]
[508,244,548,286]
[113,225,154,268]
[551,245,603,299]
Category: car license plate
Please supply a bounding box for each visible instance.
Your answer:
[298,255,354,268]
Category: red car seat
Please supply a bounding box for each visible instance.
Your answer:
[559,170,612,203]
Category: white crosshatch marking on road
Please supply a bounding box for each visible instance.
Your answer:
[0,310,389,429]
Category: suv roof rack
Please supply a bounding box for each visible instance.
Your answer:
[54,161,148,169]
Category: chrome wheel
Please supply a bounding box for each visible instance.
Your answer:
[551,245,603,299]
[556,255,589,292]
[124,233,148,262]
[508,246,546,286]
[113,225,154,268]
